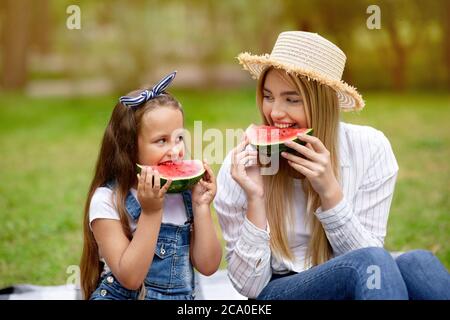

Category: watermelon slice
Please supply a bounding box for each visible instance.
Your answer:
[136,159,205,193]
[245,124,313,155]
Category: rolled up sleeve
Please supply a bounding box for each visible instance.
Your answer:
[213,153,272,298]
[315,129,399,256]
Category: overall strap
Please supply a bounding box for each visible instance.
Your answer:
[181,190,194,224]
[104,180,193,224]
[102,180,141,221]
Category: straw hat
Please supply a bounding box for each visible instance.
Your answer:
[238,31,364,111]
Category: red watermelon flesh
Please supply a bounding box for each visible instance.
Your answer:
[151,160,204,179]
[136,160,205,193]
[246,124,313,146]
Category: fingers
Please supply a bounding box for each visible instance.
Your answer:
[153,169,161,191]
[281,151,318,171]
[159,179,172,196]
[296,133,327,153]
[238,134,249,152]
[146,167,154,190]
[139,167,164,193]
[287,160,315,177]
[239,154,258,168]
[199,179,210,190]
[142,167,151,193]
[137,172,143,195]
[231,145,256,180]
[235,149,258,165]
[232,135,249,162]
[202,159,216,184]
[199,175,213,189]
[198,179,215,198]
[283,140,320,162]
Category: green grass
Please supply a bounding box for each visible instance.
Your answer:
[0,89,449,287]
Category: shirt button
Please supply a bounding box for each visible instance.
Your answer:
[160,248,166,255]
[107,276,114,284]
[100,289,107,297]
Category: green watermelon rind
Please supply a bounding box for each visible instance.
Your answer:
[249,127,314,156]
[136,160,205,194]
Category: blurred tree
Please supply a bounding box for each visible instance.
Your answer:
[313,0,366,83]
[277,0,364,83]
[1,0,32,90]
[0,0,447,92]
[30,0,52,54]
[440,0,450,86]
[380,0,428,91]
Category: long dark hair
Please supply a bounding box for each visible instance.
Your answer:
[80,91,183,299]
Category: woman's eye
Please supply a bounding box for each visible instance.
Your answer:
[287,98,300,103]
[263,95,273,101]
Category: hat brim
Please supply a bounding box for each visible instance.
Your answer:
[238,52,365,111]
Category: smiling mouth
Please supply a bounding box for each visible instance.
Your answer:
[273,122,298,129]
[158,158,182,165]
[158,160,174,165]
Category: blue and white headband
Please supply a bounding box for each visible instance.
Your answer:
[119,71,177,108]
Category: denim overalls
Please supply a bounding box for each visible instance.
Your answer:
[90,183,195,300]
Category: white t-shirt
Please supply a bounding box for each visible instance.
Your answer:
[271,179,311,272]
[88,187,188,233]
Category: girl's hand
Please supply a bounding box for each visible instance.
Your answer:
[230,135,264,201]
[281,133,343,208]
[137,166,172,214]
[192,160,217,207]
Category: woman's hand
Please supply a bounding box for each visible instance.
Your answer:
[230,135,264,201]
[137,166,172,214]
[281,133,343,210]
[192,160,217,208]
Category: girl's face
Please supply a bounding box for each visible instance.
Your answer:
[137,107,185,166]
[261,69,307,129]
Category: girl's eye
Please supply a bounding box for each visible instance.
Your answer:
[287,98,300,103]
[263,95,273,101]
[177,135,184,142]
[156,138,166,145]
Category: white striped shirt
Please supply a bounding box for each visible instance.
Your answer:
[213,122,399,298]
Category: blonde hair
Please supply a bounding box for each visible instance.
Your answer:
[256,67,340,267]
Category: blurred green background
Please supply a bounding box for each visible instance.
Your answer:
[0,0,449,287]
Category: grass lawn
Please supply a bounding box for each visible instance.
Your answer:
[0,89,449,287]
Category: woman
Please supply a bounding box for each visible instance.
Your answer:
[214,31,450,300]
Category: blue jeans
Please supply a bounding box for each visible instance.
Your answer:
[256,247,450,300]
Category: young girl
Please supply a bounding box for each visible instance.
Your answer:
[214,31,450,300]
[80,72,222,300]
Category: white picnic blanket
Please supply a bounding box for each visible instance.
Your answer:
[0,270,246,300]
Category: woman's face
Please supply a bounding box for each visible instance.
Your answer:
[261,69,307,129]
[137,107,185,166]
